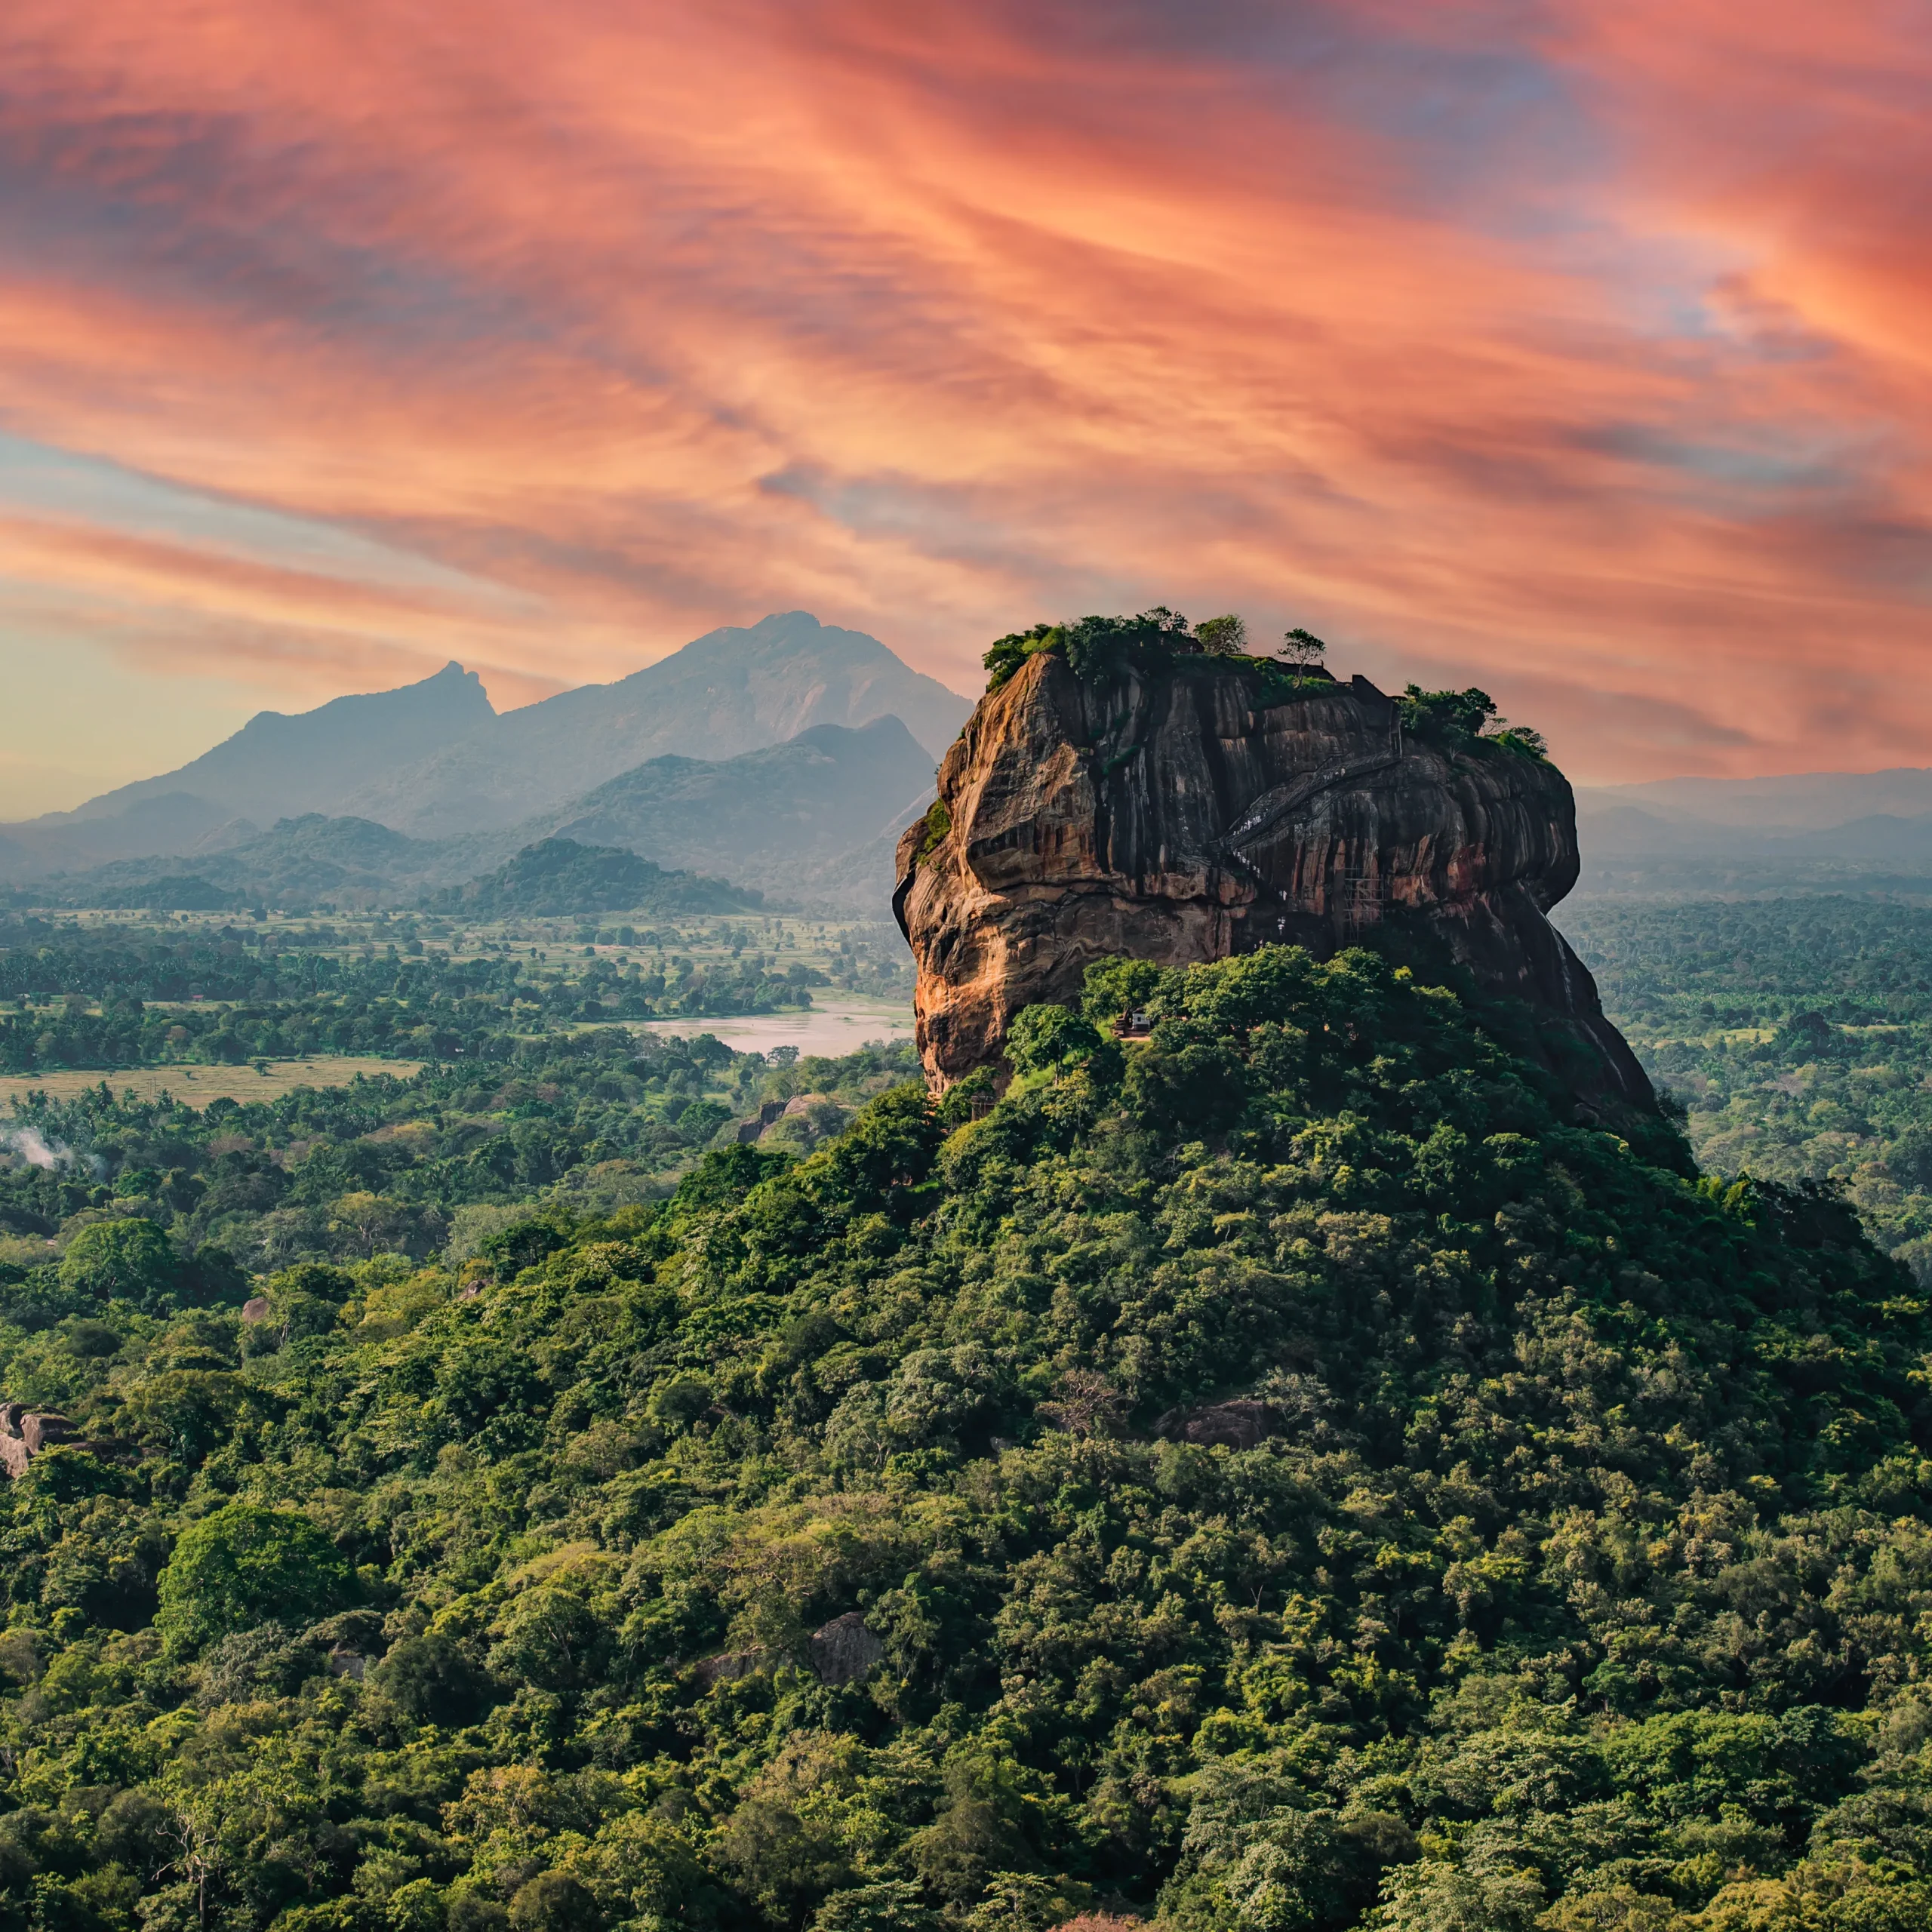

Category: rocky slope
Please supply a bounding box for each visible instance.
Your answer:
[894,649,1651,1106]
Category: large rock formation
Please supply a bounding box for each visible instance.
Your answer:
[894,651,1650,1107]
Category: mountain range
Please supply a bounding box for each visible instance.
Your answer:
[515,715,937,897]
[52,661,497,829]
[28,614,1932,915]
[32,718,943,915]
[338,611,967,838]
[0,614,964,912]
[1574,768,1932,898]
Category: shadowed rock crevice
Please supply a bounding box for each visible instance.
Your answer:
[894,651,1650,1108]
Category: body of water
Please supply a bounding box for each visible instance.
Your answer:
[632,998,914,1057]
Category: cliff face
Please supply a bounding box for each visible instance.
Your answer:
[894,653,1651,1108]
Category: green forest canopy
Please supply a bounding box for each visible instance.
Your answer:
[0,1027,908,1275]
[1566,894,1932,1283]
[0,943,1927,1931]
[0,912,896,1075]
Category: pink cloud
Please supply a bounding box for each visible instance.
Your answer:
[0,0,1927,780]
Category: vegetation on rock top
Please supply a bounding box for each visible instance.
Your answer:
[978,613,1549,760]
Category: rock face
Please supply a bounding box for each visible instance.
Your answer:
[1157,1399,1282,1451]
[894,653,1650,1106]
[0,1401,127,1478]
[808,1612,885,1685]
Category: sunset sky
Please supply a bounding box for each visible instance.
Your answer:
[4,0,1930,814]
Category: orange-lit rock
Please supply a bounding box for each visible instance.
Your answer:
[894,652,1649,1108]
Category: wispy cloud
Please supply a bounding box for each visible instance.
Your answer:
[0,0,1927,785]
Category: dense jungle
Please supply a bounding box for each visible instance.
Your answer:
[0,911,912,1078]
[0,939,1927,1932]
[1564,897,1932,1282]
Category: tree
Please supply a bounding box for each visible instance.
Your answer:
[509,1872,603,1931]
[1122,1036,1247,1132]
[120,1368,243,1465]
[487,1583,611,1694]
[1281,626,1327,674]
[1004,1004,1109,1077]
[155,1503,352,1652]
[325,1189,415,1260]
[1398,684,1549,758]
[1197,614,1249,656]
[59,1217,180,1310]
[372,1631,491,1727]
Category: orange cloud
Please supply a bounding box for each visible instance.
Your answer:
[0,0,1927,783]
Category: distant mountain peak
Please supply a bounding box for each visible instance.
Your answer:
[32,660,497,837]
[336,612,971,840]
[0,618,968,889]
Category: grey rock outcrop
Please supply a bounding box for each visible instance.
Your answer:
[0,1403,125,1478]
[1156,1399,1282,1451]
[808,1612,885,1685]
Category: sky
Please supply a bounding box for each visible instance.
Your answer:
[2,0,1930,814]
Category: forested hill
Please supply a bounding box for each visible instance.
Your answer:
[431,839,758,917]
[2,945,1929,1931]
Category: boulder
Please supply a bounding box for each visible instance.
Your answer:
[0,1404,128,1478]
[241,1296,272,1323]
[1156,1399,1280,1451]
[809,1611,884,1685]
[695,1647,766,1687]
[894,651,1651,1108]
[737,1099,790,1143]
[20,1414,72,1454]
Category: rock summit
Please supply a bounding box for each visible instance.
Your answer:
[894,648,1648,1107]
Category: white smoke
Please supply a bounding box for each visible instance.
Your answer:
[2,1126,72,1170]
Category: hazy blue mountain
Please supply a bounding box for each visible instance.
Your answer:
[45,816,446,912]
[0,792,251,882]
[3,615,966,885]
[60,661,493,826]
[28,715,937,915]
[340,612,970,837]
[1574,774,1932,900]
[505,715,937,901]
[1578,765,1932,832]
[1783,812,1932,863]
